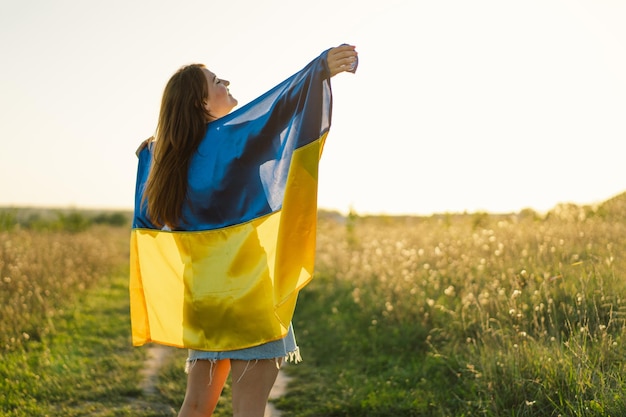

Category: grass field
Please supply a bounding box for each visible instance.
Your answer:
[1,195,625,416]
[0,222,179,416]
[276,196,626,416]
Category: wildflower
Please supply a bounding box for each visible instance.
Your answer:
[462,293,476,304]
[512,289,522,299]
[444,286,455,296]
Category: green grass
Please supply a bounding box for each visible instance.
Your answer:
[0,271,179,416]
[277,278,456,416]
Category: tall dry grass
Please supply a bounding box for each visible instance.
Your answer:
[0,225,129,351]
[300,198,626,415]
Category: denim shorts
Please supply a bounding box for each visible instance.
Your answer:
[186,323,301,368]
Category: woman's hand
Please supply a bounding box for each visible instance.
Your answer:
[135,136,154,156]
[327,44,358,77]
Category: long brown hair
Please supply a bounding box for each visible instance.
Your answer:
[143,64,209,228]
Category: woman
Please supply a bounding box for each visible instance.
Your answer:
[136,44,357,417]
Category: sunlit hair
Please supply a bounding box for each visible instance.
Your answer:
[143,64,209,228]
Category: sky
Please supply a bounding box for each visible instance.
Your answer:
[0,0,624,216]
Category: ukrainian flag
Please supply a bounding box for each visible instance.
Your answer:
[130,50,333,350]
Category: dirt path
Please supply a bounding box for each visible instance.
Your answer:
[139,344,290,417]
[139,344,173,395]
[265,367,292,417]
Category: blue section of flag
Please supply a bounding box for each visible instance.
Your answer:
[133,50,332,231]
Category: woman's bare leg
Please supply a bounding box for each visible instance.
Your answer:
[178,359,231,417]
[230,359,282,417]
